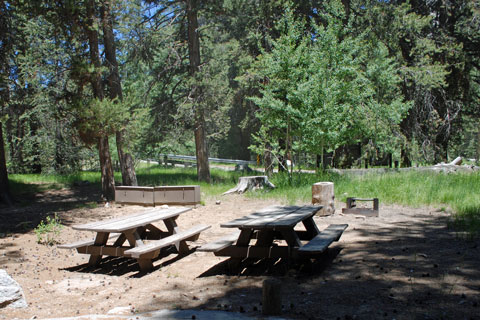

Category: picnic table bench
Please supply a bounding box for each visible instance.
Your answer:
[58,207,210,272]
[198,205,347,261]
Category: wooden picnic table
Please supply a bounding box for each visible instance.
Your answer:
[199,205,347,261]
[59,207,210,272]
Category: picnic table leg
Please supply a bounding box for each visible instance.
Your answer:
[279,229,302,260]
[254,230,278,270]
[113,233,127,247]
[255,230,275,246]
[124,229,156,272]
[124,229,145,247]
[145,223,166,239]
[227,229,254,271]
[88,232,109,266]
[302,217,320,239]
[137,259,154,272]
[163,218,189,253]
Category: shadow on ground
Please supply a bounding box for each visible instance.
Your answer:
[0,184,102,235]
[63,247,196,278]
[199,248,342,277]
[138,211,480,319]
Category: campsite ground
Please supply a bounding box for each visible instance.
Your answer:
[0,185,479,319]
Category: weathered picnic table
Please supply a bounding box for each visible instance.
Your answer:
[58,207,210,272]
[199,205,347,261]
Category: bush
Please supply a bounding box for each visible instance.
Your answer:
[34,214,63,245]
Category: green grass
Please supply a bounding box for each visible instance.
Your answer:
[9,165,244,199]
[246,170,480,236]
[251,170,480,211]
[136,166,245,198]
[8,166,480,235]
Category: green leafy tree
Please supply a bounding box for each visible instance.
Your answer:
[249,1,411,174]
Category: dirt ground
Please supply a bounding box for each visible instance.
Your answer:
[1,185,479,320]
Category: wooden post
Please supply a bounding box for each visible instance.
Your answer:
[312,182,335,216]
[346,197,355,209]
[262,279,282,315]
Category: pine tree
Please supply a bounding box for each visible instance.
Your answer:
[101,0,138,186]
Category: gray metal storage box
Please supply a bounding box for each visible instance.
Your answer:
[115,186,155,205]
[115,185,201,206]
[154,185,200,205]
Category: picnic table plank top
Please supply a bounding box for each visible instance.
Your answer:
[220,205,321,229]
[72,207,191,232]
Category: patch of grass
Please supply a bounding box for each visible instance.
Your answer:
[136,165,245,199]
[246,171,342,204]
[451,205,480,238]
[247,170,480,235]
[9,165,480,235]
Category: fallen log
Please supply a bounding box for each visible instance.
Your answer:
[449,156,463,166]
[223,176,275,195]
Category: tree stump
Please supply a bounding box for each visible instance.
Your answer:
[223,176,275,195]
[312,182,335,216]
[262,279,282,315]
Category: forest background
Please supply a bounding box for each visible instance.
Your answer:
[0,0,479,202]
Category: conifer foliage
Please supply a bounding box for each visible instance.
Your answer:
[0,0,478,202]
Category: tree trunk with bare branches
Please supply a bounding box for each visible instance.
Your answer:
[187,0,210,183]
[86,0,115,200]
[101,0,137,186]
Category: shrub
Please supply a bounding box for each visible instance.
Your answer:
[34,214,63,245]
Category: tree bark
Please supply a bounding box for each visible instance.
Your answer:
[98,136,115,201]
[477,127,480,166]
[401,147,411,168]
[0,4,12,204]
[341,0,350,21]
[86,0,103,99]
[86,0,115,199]
[264,143,273,177]
[186,0,210,183]
[101,0,137,186]
[277,138,287,172]
[312,182,334,216]
[0,121,13,206]
[223,176,275,195]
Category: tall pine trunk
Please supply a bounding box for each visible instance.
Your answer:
[187,0,210,183]
[98,136,115,200]
[264,143,273,177]
[86,0,115,200]
[101,0,137,186]
[477,127,480,166]
[0,121,12,205]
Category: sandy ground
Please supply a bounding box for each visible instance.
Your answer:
[0,185,479,320]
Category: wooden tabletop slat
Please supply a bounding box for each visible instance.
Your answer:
[73,207,191,232]
[220,205,301,228]
[245,206,317,228]
[221,205,321,229]
[265,205,321,227]
[92,211,179,232]
[73,207,160,230]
